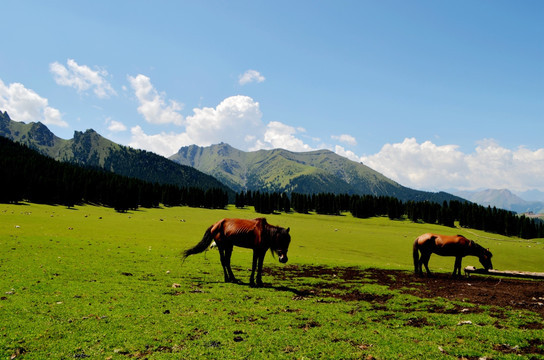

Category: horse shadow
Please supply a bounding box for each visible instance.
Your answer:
[227,280,312,298]
[184,274,312,298]
[265,283,313,298]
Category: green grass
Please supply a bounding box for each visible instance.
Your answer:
[1,203,543,359]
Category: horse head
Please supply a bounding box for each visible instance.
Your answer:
[478,247,493,270]
[273,227,291,264]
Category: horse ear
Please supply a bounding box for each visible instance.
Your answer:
[287,227,290,233]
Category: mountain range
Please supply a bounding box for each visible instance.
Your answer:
[7,110,536,210]
[1,110,465,204]
[0,111,231,195]
[170,143,464,203]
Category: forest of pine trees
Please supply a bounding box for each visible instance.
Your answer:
[235,190,544,240]
[1,136,542,239]
[0,137,228,211]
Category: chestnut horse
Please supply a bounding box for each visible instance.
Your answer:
[182,218,291,287]
[413,233,493,277]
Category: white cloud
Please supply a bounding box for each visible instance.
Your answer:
[239,69,265,85]
[106,118,127,132]
[465,139,544,191]
[50,59,116,98]
[361,137,544,192]
[129,125,191,157]
[185,95,264,148]
[332,134,357,146]
[128,94,317,156]
[128,74,183,126]
[128,95,265,156]
[261,121,314,152]
[334,145,361,162]
[0,79,67,127]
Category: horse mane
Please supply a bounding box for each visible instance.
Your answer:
[263,221,288,257]
[456,236,489,258]
[264,222,278,236]
[470,240,489,257]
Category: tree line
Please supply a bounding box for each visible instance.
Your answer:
[0,137,228,211]
[2,136,542,239]
[236,190,544,240]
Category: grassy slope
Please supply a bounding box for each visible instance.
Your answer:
[171,145,388,195]
[0,119,72,159]
[1,203,543,359]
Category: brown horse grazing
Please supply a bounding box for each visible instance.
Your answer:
[413,233,493,277]
[182,218,291,287]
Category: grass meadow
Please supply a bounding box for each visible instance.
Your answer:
[1,203,543,359]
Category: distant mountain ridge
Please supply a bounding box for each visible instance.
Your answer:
[170,143,466,203]
[517,189,544,203]
[0,111,232,195]
[455,188,544,214]
[0,110,468,204]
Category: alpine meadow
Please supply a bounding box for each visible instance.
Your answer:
[1,2,544,358]
[1,203,543,359]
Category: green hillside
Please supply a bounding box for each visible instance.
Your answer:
[0,111,71,157]
[171,143,465,203]
[1,203,542,359]
[0,111,232,195]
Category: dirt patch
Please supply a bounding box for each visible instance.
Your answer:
[263,265,544,317]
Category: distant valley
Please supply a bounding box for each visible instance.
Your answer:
[454,189,544,215]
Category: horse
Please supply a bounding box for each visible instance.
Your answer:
[413,233,493,277]
[182,218,291,287]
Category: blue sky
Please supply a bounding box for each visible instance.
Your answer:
[1,1,543,193]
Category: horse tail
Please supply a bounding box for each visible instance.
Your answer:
[413,237,420,273]
[181,225,215,262]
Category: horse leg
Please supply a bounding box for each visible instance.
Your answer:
[249,251,258,287]
[223,245,237,283]
[413,240,421,275]
[421,253,432,276]
[217,248,228,282]
[249,250,266,288]
[255,252,265,287]
[415,251,426,276]
[416,252,424,276]
[453,256,462,278]
[217,246,230,283]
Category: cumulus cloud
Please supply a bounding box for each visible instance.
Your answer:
[465,140,544,191]
[128,95,265,156]
[334,145,361,162]
[106,118,127,132]
[129,125,192,157]
[128,94,317,156]
[185,95,264,148]
[332,134,357,146]
[261,121,314,152]
[361,137,544,192]
[239,69,265,85]
[50,59,116,98]
[128,74,183,126]
[0,79,67,127]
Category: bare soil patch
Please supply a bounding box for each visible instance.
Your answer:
[264,265,544,318]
